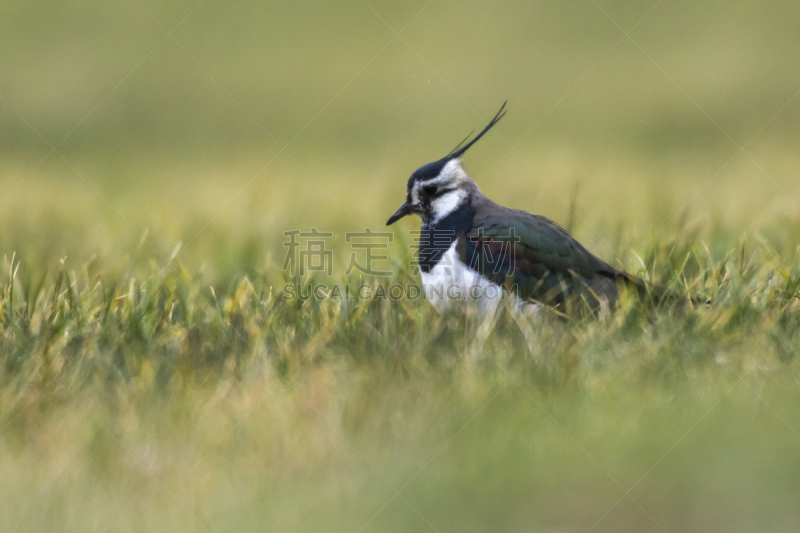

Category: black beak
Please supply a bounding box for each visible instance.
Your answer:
[386,201,414,226]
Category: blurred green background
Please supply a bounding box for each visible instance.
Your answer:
[2,2,800,533]
[2,0,800,277]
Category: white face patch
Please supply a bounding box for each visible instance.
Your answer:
[428,159,468,187]
[431,189,466,222]
[412,159,471,223]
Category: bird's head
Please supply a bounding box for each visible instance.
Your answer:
[386,102,507,226]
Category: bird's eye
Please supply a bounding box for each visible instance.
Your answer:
[422,185,438,196]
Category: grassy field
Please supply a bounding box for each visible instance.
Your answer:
[3,1,800,532]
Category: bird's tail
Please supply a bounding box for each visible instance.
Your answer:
[615,271,710,307]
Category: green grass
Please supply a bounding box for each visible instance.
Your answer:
[3,0,800,530]
[1,203,800,532]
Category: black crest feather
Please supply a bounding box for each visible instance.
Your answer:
[446,101,507,159]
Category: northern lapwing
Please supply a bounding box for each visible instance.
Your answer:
[386,102,684,313]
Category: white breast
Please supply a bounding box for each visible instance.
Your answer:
[420,242,504,314]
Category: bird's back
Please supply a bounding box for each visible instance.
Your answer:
[457,193,633,309]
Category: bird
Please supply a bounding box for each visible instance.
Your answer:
[386,102,689,314]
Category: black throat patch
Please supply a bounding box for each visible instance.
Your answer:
[417,201,475,273]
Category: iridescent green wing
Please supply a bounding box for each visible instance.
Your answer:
[457,209,621,306]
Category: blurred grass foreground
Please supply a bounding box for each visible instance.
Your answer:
[2,1,800,532]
